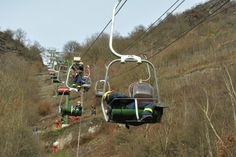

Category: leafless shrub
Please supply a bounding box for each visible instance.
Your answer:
[38,101,52,116]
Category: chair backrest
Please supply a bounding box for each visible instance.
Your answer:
[130,82,154,98]
[82,76,91,84]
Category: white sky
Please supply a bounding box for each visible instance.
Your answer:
[0,0,208,51]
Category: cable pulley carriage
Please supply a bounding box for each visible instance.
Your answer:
[101,0,167,126]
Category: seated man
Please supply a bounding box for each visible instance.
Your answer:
[84,65,90,76]
[71,71,86,90]
[73,101,82,113]
[72,61,84,72]
[91,105,96,116]
[103,91,156,121]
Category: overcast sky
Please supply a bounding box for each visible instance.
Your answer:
[0,0,208,51]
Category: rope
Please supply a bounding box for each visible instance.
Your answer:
[76,89,84,157]
[58,91,65,108]
[57,90,67,126]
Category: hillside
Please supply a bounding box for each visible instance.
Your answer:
[71,1,236,156]
[0,31,45,157]
[1,0,236,157]
[0,31,22,53]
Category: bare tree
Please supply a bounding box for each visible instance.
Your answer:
[14,28,27,44]
[4,29,14,38]
[200,89,223,144]
[63,40,81,54]
[223,66,236,129]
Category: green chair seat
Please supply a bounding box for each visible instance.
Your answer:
[53,79,61,83]
[61,107,82,116]
[110,108,163,125]
[107,98,165,125]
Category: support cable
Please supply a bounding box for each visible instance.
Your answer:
[76,89,84,157]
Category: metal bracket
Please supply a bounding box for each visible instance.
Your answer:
[121,55,142,63]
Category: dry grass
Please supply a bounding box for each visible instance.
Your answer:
[25,1,236,157]
[38,101,52,116]
[73,2,236,157]
[0,53,44,157]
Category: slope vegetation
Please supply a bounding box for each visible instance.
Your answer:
[0,31,45,157]
[67,1,236,157]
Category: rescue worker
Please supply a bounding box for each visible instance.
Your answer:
[71,62,85,90]
[54,119,61,129]
[84,65,90,76]
[91,104,96,116]
[72,61,84,73]
[72,101,82,114]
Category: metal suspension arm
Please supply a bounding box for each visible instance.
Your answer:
[65,64,78,92]
[109,0,142,63]
[109,0,122,58]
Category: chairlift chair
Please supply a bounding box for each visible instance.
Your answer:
[54,64,68,84]
[80,65,91,91]
[128,54,152,97]
[81,76,91,89]
[57,87,70,95]
[49,71,56,75]
[49,71,57,80]
[65,63,80,92]
[65,57,92,92]
[49,61,60,80]
[101,0,167,126]
[56,64,71,95]
[60,64,68,72]
[51,60,68,84]
[60,105,82,116]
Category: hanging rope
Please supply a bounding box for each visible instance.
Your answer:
[76,89,84,157]
[58,91,65,108]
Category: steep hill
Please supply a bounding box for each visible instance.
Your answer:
[0,31,45,157]
[1,0,236,157]
[0,31,22,53]
[65,1,236,157]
